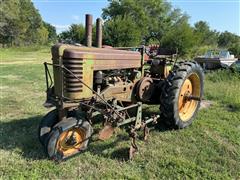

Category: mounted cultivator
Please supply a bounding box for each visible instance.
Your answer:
[39,14,204,161]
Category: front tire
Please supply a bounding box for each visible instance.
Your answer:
[46,117,93,161]
[38,109,77,147]
[160,61,204,128]
[38,109,58,146]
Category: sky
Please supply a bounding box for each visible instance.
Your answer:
[32,0,240,35]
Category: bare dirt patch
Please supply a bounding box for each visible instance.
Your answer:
[200,100,213,109]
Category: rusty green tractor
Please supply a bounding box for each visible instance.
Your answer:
[39,14,204,161]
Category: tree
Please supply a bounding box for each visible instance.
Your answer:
[58,31,71,42]
[228,42,240,56]
[103,15,141,47]
[193,21,219,46]
[0,0,22,46]
[58,24,85,44]
[58,23,99,45]
[69,24,85,44]
[0,0,51,46]
[21,0,43,44]
[43,22,57,42]
[102,0,179,44]
[218,31,240,47]
[162,20,196,56]
[35,26,49,45]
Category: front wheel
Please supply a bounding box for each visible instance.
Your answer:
[38,109,77,146]
[160,61,204,128]
[38,109,58,146]
[46,117,93,161]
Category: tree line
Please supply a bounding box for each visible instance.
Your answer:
[1,0,239,57]
[59,0,240,57]
[0,0,57,47]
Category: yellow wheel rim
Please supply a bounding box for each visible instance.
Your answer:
[57,127,86,156]
[178,73,201,121]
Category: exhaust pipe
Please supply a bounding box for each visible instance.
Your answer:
[85,14,93,47]
[96,18,102,48]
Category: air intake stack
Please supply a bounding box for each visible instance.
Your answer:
[96,18,102,48]
[85,14,93,47]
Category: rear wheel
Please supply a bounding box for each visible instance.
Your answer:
[160,61,204,128]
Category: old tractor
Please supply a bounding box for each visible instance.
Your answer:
[39,14,204,161]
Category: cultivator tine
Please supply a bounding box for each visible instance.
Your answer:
[129,128,138,160]
[143,125,150,141]
[98,125,115,140]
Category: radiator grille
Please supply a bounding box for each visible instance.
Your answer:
[63,59,83,93]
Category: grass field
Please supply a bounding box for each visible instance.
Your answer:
[0,47,240,179]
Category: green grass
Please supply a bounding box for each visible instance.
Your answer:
[0,46,51,63]
[0,47,240,179]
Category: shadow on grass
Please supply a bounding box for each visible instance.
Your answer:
[225,104,240,112]
[0,115,46,160]
[0,110,171,161]
[87,121,171,161]
[86,133,130,161]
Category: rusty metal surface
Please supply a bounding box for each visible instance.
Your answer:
[100,81,135,102]
[63,47,141,55]
[136,77,154,102]
[51,44,142,100]
[98,125,115,140]
[96,18,102,48]
[85,14,93,47]
[63,58,94,100]
[63,59,83,93]
[63,48,141,70]
[63,50,140,59]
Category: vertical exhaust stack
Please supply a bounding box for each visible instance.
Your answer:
[85,14,93,47]
[96,18,102,48]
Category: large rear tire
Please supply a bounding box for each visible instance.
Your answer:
[160,61,204,128]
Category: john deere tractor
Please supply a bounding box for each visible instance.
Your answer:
[39,14,204,161]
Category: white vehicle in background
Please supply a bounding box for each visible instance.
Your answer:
[194,50,238,70]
